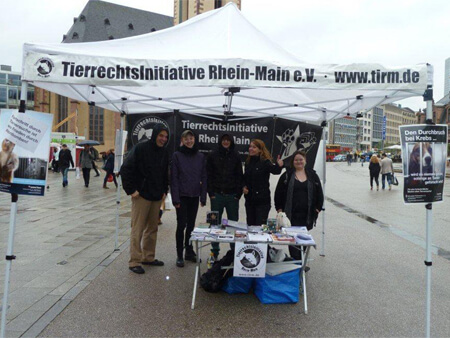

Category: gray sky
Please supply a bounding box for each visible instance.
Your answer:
[1,0,449,110]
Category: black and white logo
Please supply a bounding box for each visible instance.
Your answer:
[131,116,170,145]
[35,58,54,78]
[276,125,317,160]
[236,244,265,272]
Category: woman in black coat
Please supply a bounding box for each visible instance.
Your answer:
[103,149,117,189]
[368,154,381,191]
[274,150,323,259]
[243,139,283,226]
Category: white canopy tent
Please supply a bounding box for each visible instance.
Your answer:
[1,3,435,335]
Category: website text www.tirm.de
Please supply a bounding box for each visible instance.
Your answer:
[335,69,420,84]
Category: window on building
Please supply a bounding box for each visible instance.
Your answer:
[89,105,104,143]
[0,87,6,108]
[8,74,20,86]
[214,0,222,8]
[57,95,68,132]
[0,73,6,85]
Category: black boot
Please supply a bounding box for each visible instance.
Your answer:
[184,247,197,262]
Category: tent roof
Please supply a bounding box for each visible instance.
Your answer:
[22,3,432,122]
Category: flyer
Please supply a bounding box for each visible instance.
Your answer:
[399,124,448,204]
[233,242,267,278]
[0,109,53,196]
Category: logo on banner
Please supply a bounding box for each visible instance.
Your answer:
[131,116,170,145]
[276,125,317,160]
[35,58,54,78]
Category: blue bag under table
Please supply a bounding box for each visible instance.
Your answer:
[222,276,253,294]
[254,269,301,304]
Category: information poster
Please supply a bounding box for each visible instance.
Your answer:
[0,110,53,196]
[400,124,448,204]
[233,242,267,278]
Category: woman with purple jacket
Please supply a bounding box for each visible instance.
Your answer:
[171,130,207,268]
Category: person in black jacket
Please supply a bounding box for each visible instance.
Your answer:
[243,139,283,226]
[274,150,324,260]
[102,149,117,189]
[58,144,74,187]
[369,154,381,191]
[120,123,169,274]
[207,133,243,258]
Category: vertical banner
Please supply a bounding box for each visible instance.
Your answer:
[176,113,274,162]
[273,118,323,168]
[234,242,267,278]
[400,124,448,204]
[126,112,175,154]
[382,115,387,141]
[0,109,53,196]
[114,129,128,173]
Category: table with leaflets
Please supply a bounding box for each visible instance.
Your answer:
[189,220,316,313]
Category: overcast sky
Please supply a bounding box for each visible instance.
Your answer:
[1,0,449,110]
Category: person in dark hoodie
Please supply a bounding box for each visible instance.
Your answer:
[207,133,243,258]
[243,139,284,226]
[274,150,323,260]
[120,123,170,274]
[171,130,207,268]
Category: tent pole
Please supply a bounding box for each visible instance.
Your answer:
[424,86,433,338]
[114,100,127,251]
[1,82,27,337]
[320,109,327,257]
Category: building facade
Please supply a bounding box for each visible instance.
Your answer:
[445,57,450,97]
[330,117,357,150]
[0,65,35,111]
[382,103,405,146]
[174,0,241,24]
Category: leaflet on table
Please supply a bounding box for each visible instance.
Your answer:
[283,226,308,236]
[234,230,248,241]
[192,227,211,234]
[295,233,316,246]
[270,233,295,243]
[224,219,248,230]
[247,233,272,243]
[247,225,262,233]
[217,234,234,241]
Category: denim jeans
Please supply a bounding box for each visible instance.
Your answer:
[382,173,392,189]
[61,167,69,185]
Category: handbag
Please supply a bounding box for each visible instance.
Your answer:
[392,173,399,186]
[107,174,114,182]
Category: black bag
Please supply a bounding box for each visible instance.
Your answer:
[200,250,234,293]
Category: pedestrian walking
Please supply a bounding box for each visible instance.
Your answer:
[381,153,394,190]
[243,139,283,226]
[346,152,352,166]
[206,133,243,258]
[120,123,170,274]
[369,154,381,191]
[79,145,94,187]
[90,147,100,177]
[102,149,117,189]
[58,144,74,187]
[52,147,60,173]
[360,153,365,167]
[274,150,323,260]
[171,130,207,268]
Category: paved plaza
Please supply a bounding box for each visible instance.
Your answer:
[1,163,450,337]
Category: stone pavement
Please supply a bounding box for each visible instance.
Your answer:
[2,163,450,337]
[0,170,132,337]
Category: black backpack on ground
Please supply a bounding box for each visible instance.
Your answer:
[200,249,234,293]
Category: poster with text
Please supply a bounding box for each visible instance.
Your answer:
[400,124,448,204]
[176,113,274,162]
[233,242,267,278]
[0,109,53,196]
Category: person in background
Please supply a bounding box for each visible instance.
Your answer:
[380,153,394,190]
[52,147,60,173]
[103,149,118,189]
[58,144,74,187]
[171,130,207,268]
[120,123,170,274]
[346,152,352,166]
[79,145,94,187]
[274,150,323,260]
[207,133,243,258]
[243,139,283,226]
[90,146,100,177]
[369,154,381,191]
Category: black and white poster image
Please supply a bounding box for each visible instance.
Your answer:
[274,119,322,168]
[400,124,448,204]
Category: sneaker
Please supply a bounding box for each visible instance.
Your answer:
[176,258,185,267]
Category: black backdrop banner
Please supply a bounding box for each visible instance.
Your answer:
[126,112,322,167]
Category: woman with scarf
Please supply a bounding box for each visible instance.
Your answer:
[171,130,207,268]
[243,139,283,226]
[274,150,323,260]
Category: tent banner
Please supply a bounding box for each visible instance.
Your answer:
[272,118,322,169]
[0,109,53,196]
[175,113,273,161]
[23,52,429,90]
[400,124,448,204]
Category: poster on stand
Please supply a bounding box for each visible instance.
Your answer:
[0,109,53,196]
[400,124,448,204]
[234,242,267,278]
